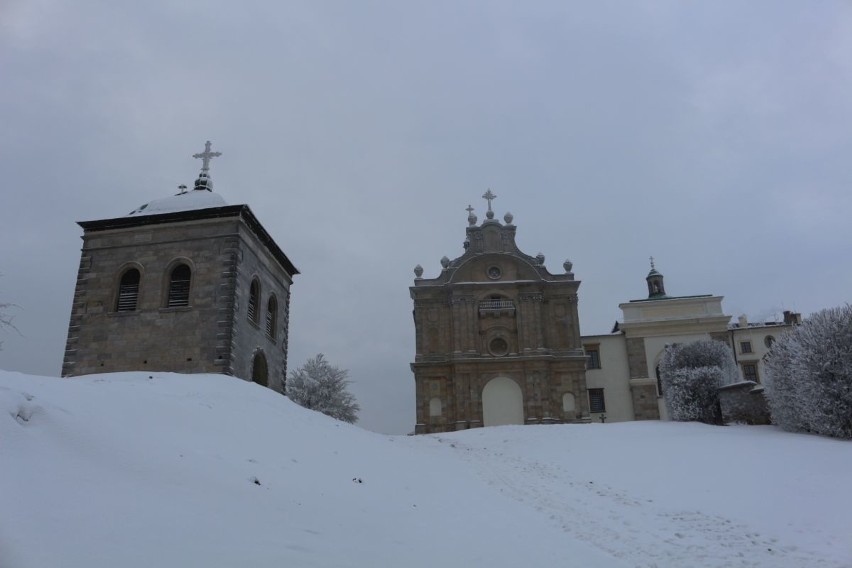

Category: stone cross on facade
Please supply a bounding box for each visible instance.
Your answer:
[193,140,222,174]
[466,204,475,215]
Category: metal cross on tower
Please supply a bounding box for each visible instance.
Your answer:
[650,256,656,270]
[192,140,222,174]
[482,189,497,212]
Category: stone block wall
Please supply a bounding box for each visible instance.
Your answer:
[228,222,292,392]
[63,215,293,394]
[626,337,648,379]
[630,380,660,420]
[718,383,771,425]
[413,357,587,434]
[64,219,239,378]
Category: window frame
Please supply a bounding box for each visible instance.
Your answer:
[588,388,606,413]
[115,267,141,312]
[266,294,278,339]
[742,363,759,383]
[166,263,192,308]
[584,344,601,370]
[740,340,753,354]
[247,278,261,325]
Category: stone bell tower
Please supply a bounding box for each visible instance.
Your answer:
[410,191,589,434]
[62,142,298,391]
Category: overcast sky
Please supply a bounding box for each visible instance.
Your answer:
[2,1,850,433]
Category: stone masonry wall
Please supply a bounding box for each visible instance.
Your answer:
[64,218,240,378]
[229,222,292,392]
[626,337,648,379]
[718,383,771,425]
[630,382,660,420]
[63,216,293,394]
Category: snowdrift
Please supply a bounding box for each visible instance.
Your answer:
[2,370,850,568]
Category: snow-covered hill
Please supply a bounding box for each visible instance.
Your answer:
[2,370,850,568]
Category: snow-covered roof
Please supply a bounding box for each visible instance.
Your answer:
[126,188,228,217]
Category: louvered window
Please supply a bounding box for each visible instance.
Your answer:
[247,279,260,323]
[266,296,277,338]
[116,269,140,312]
[167,264,191,308]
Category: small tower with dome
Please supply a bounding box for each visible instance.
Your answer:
[646,257,667,299]
[410,190,589,434]
[62,142,298,391]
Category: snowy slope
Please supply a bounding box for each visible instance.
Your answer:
[2,371,850,568]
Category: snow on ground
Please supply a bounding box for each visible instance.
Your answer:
[2,370,851,568]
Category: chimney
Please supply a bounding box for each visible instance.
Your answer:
[783,310,802,325]
[738,314,748,328]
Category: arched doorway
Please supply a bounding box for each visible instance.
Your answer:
[251,351,268,387]
[482,377,524,427]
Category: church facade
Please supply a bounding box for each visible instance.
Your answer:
[62,143,298,392]
[410,193,588,434]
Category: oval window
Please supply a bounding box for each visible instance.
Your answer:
[489,337,509,356]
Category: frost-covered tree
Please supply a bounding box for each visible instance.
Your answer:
[659,339,738,424]
[764,305,852,439]
[287,354,360,423]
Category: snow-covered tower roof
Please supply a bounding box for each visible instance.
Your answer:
[127,140,228,217]
[77,140,297,276]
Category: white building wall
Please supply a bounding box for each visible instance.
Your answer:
[729,321,794,384]
[583,334,633,423]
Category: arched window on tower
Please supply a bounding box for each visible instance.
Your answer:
[266,295,278,338]
[247,278,260,324]
[167,264,191,308]
[116,268,141,312]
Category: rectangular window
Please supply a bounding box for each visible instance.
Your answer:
[585,345,601,370]
[740,341,753,354]
[742,363,759,382]
[588,388,606,413]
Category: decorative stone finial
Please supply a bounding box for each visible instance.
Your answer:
[503,211,513,224]
[563,259,573,273]
[466,204,477,226]
[194,172,212,191]
[535,252,545,265]
[440,256,450,269]
[414,264,424,278]
[650,255,656,271]
[482,189,497,219]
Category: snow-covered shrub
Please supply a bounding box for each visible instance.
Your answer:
[287,354,360,424]
[659,339,737,424]
[764,305,852,439]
